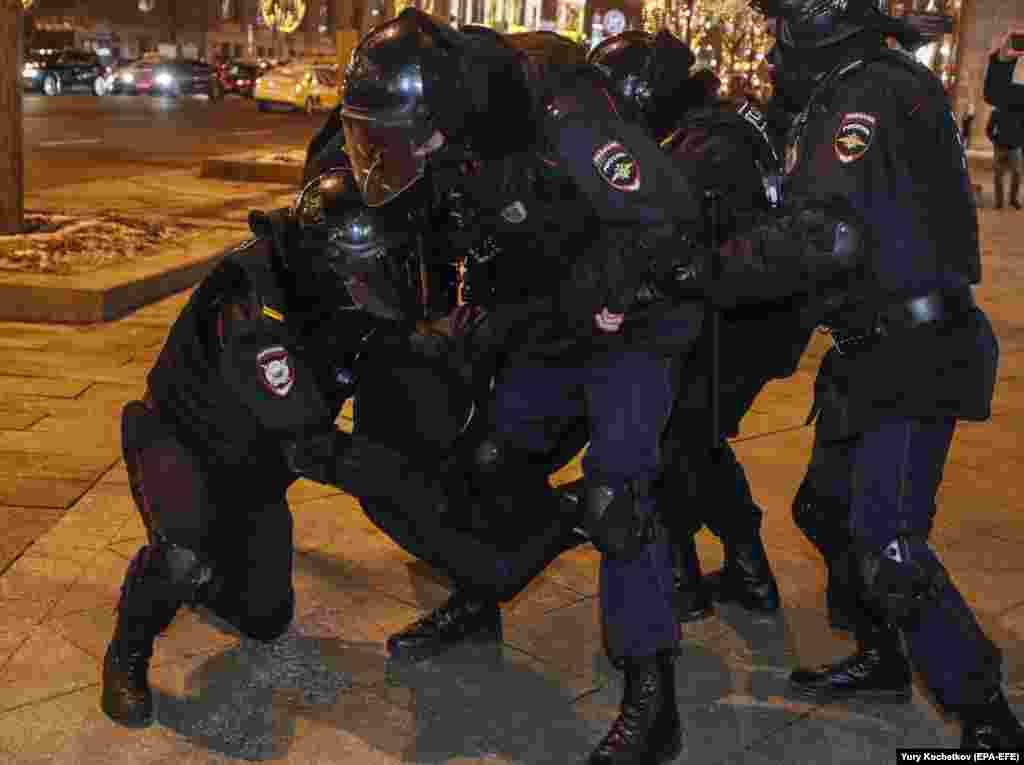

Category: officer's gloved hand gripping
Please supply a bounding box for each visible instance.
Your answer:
[238,175,456,516]
[653,194,866,308]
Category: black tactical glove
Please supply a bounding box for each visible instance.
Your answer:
[794,202,864,271]
[651,203,866,306]
[558,225,690,327]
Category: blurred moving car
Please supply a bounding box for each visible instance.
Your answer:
[23,49,110,96]
[152,60,224,99]
[219,61,260,97]
[113,58,223,100]
[107,58,137,93]
[253,63,340,115]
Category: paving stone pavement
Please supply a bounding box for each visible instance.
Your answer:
[1,197,1024,763]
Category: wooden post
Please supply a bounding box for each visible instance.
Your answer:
[0,1,24,235]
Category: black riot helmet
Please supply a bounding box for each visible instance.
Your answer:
[290,167,419,317]
[587,29,698,143]
[341,8,534,206]
[752,0,922,50]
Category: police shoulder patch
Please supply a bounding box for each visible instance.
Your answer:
[834,112,877,164]
[257,346,295,397]
[592,141,641,192]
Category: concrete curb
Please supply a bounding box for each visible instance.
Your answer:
[200,153,305,186]
[0,226,248,323]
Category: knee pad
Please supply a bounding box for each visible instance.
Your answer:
[583,479,657,559]
[155,542,214,604]
[857,536,951,628]
[791,481,852,558]
[473,437,505,474]
[118,541,212,623]
[468,435,546,503]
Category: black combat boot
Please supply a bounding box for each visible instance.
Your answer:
[672,535,713,623]
[959,687,1024,749]
[588,651,682,765]
[101,545,184,727]
[386,592,502,665]
[704,537,781,613]
[788,621,911,703]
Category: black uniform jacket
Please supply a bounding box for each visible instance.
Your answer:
[664,100,814,394]
[739,47,996,435]
[147,238,393,480]
[496,65,706,360]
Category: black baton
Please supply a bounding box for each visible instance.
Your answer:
[704,190,724,462]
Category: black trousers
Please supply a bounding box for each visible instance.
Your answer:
[122,400,296,639]
[351,348,583,603]
[993,142,1022,207]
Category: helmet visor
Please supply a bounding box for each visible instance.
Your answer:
[342,116,429,207]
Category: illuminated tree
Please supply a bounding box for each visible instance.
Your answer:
[643,0,774,99]
[261,0,308,33]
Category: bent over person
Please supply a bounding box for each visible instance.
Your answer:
[100,166,580,729]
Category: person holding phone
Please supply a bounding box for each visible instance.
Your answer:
[984,30,1024,209]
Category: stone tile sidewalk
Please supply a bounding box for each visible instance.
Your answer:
[0,206,1022,764]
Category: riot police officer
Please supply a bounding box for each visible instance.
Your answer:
[589,30,811,622]
[100,166,582,729]
[652,0,1019,748]
[338,11,705,762]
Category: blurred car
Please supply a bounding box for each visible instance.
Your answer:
[114,58,223,100]
[219,61,260,97]
[253,63,340,115]
[153,60,224,99]
[23,49,110,96]
[107,58,138,94]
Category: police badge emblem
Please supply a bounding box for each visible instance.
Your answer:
[834,112,876,164]
[593,142,641,192]
[257,346,295,397]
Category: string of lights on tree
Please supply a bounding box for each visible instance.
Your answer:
[642,0,964,99]
[259,0,307,33]
[642,0,773,99]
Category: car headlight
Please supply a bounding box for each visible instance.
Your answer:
[121,72,134,83]
[155,72,174,87]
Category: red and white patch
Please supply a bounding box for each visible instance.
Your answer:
[257,346,295,397]
[834,112,877,164]
[592,142,641,192]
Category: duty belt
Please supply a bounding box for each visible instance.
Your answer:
[826,286,977,356]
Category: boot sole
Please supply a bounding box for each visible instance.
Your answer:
[100,696,154,728]
[387,624,502,666]
[710,591,781,614]
[786,682,912,704]
[654,729,684,763]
